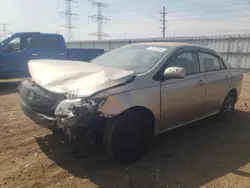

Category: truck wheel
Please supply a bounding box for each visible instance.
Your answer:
[217,91,237,121]
[103,110,154,164]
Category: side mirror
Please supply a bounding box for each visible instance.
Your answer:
[163,67,186,79]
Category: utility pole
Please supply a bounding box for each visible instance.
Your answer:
[0,23,9,36]
[159,6,167,38]
[88,0,110,40]
[58,0,79,41]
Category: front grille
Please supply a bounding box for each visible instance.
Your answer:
[19,80,64,117]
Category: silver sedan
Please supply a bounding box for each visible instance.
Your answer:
[19,42,243,164]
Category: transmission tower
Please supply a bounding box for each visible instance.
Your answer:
[88,0,110,40]
[58,0,78,41]
[0,23,9,36]
[159,6,167,38]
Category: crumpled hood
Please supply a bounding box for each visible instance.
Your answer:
[28,59,135,97]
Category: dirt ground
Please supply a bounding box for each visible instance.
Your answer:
[0,75,250,188]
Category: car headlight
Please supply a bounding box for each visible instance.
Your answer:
[54,98,106,118]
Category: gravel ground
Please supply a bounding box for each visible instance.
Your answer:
[0,74,250,188]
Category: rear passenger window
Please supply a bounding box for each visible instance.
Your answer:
[41,36,62,52]
[30,35,63,52]
[200,53,223,72]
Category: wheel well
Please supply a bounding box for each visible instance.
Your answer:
[121,106,155,133]
[229,88,237,99]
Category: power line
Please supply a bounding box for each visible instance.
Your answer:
[112,14,250,25]
[88,0,110,40]
[109,14,250,37]
[111,0,151,6]
[111,0,249,20]
[167,0,249,14]
[114,11,250,22]
[112,5,250,22]
[159,6,167,38]
[105,0,250,38]
[111,0,176,6]
[58,0,79,41]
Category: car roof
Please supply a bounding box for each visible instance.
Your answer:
[130,42,219,55]
[12,32,63,37]
[131,42,204,48]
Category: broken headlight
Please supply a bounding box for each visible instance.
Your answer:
[54,98,106,118]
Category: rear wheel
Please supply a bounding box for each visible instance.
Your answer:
[217,91,237,121]
[103,110,154,164]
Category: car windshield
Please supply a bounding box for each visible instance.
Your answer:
[90,44,171,73]
[0,34,11,43]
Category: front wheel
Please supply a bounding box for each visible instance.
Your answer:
[103,110,154,164]
[217,91,237,121]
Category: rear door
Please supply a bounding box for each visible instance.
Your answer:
[198,51,231,115]
[30,34,68,60]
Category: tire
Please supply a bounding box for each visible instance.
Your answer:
[217,91,237,121]
[50,127,63,135]
[103,110,154,164]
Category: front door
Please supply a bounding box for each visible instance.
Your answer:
[160,49,207,130]
[0,35,37,77]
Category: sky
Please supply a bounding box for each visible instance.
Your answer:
[1,0,250,41]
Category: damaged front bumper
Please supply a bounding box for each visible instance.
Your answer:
[20,99,100,132]
[20,99,59,130]
[54,97,107,128]
[19,80,108,134]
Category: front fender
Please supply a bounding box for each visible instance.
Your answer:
[98,86,161,133]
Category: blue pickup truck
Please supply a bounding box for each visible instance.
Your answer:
[0,32,104,78]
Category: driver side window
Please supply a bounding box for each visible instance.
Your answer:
[168,52,200,75]
[8,37,21,52]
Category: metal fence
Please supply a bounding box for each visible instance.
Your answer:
[67,33,250,68]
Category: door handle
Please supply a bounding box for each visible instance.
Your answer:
[198,80,205,86]
[32,54,39,56]
[225,75,229,80]
[60,53,65,56]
